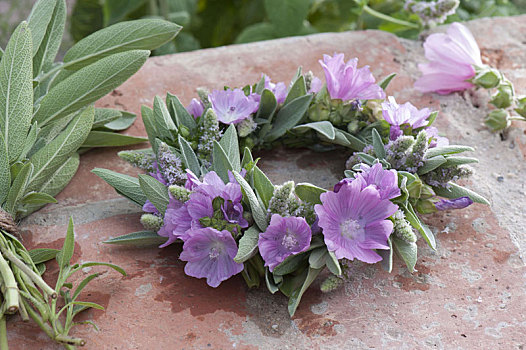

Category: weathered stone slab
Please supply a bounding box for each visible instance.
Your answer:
[10,15,526,349]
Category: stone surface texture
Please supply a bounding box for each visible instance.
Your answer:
[9,15,526,349]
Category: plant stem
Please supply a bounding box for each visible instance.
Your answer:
[55,334,86,347]
[0,246,56,299]
[21,299,55,339]
[0,252,18,314]
[0,315,8,350]
[362,5,419,29]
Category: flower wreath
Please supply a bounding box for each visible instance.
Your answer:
[94,53,488,316]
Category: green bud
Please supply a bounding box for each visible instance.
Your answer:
[179,125,190,138]
[168,185,190,202]
[212,197,224,211]
[407,178,422,199]
[196,87,211,107]
[473,66,501,89]
[514,96,526,118]
[420,184,436,200]
[199,217,212,227]
[307,103,330,122]
[140,214,164,232]
[237,116,257,137]
[484,109,510,132]
[190,140,198,150]
[329,111,342,125]
[347,120,360,134]
[415,199,438,214]
[392,210,417,243]
[490,82,514,109]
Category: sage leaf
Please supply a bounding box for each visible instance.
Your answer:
[35,152,79,198]
[288,267,322,316]
[178,135,201,177]
[284,75,307,105]
[141,105,159,153]
[308,247,328,269]
[212,141,234,183]
[21,192,57,205]
[5,162,33,215]
[326,251,342,275]
[92,168,146,206]
[255,89,277,121]
[295,183,327,205]
[433,182,489,205]
[273,253,307,276]
[63,19,181,70]
[32,0,66,76]
[153,95,177,140]
[265,94,313,142]
[57,217,75,270]
[73,273,102,300]
[379,73,396,90]
[34,50,149,126]
[167,93,197,133]
[0,21,33,163]
[293,121,336,140]
[29,248,60,264]
[92,108,122,128]
[81,131,146,148]
[138,174,169,213]
[103,231,168,246]
[425,145,474,158]
[371,128,386,159]
[0,134,10,204]
[219,124,241,172]
[28,107,93,192]
[253,166,274,209]
[442,156,479,167]
[402,203,436,250]
[102,111,136,131]
[417,155,447,175]
[232,170,268,231]
[27,0,56,55]
[78,261,126,276]
[378,237,393,273]
[265,268,279,294]
[234,226,260,263]
[392,237,418,273]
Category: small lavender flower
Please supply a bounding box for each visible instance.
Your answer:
[314,179,398,263]
[425,126,450,148]
[319,53,385,101]
[263,75,287,104]
[384,136,415,170]
[309,76,323,94]
[267,181,294,217]
[423,166,472,188]
[157,201,191,247]
[157,143,186,186]
[140,214,164,232]
[187,98,204,118]
[435,196,473,210]
[142,200,159,215]
[382,96,431,140]
[118,150,157,173]
[404,130,429,173]
[258,214,312,272]
[197,109,221,162]
[179,227,244,287]
[208,88,259,124]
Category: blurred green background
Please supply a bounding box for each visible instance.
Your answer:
[2,0,526,56]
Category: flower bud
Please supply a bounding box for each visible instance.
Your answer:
[308,103,330,122]
[490,82,514,109]
[473,66,501,89]
[415,199,438,214]
[347,120,360,134]
[419,184,436,200]
[179,125,190,138]
[140,214,163,232]
[406,178,423,199]
[484,109,510,132]
[236,116,257,137]
[320,275,344,293]
[514,96,526,118]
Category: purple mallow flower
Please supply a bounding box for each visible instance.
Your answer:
[415,22,482,94]
[264,75,287,104]
[435,196,473,211]
[179,227,244,287]
[309,76,323,94]
[425,126,450,148]
[334,163,400,201]
[209,88,259,124]
[258,214,312,272]
[142,200,159,215]
[319,53,385,101]
[315,178,398,263]
[187,98,204,118]
[382,96,431,140]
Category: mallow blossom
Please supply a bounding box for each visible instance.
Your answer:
[263,75,288,104]
[334,163,400,201]
[415,22,482,94]
[315,178,398,263]
[209,89,259,124]
[319,53,385,101]
[179,227,244,287]
[382,96,431,140]
[258,214,312,272]
[187,98,204,118]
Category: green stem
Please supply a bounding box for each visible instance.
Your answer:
[55,334,86,347]
[0,252,18,314]
[362,5,419,29]
[0,246,56,299]
[21,299,55,340]
[0,315,8,350]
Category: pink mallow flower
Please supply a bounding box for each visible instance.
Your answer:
[209,88,259,124]
[319,53,385,101]
[415,22,482,94]
[179,227,244,287]
[258,214,312,272]
[186,98,204,118]
[382,96,431,140]
[315,178,398,263]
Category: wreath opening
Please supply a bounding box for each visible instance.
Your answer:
[95,52,488,316]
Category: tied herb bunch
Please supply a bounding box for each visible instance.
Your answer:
[96,52,488,316]
[0,0,180,348]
